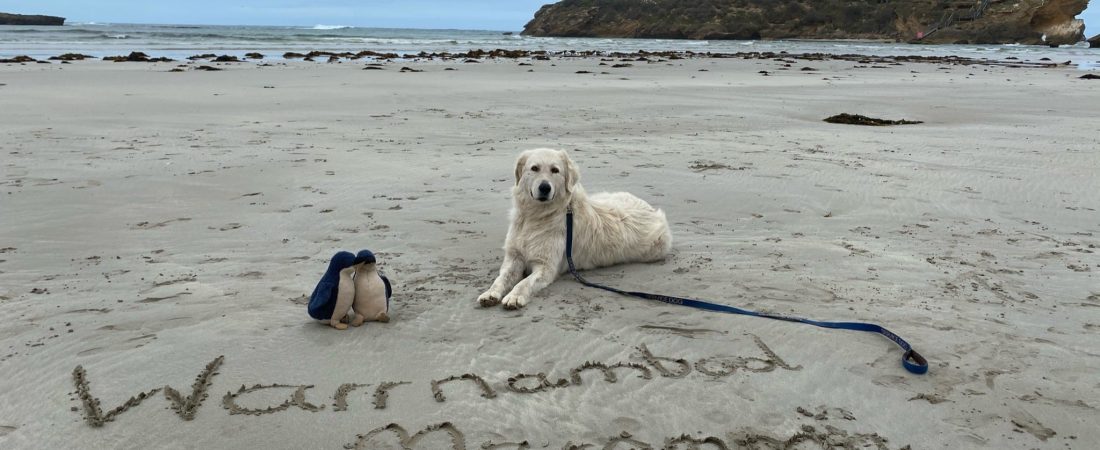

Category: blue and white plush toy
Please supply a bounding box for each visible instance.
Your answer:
[308,250,392,330]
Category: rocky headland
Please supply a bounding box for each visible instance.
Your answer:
[0,12,66,26]
[523,0,1090,46]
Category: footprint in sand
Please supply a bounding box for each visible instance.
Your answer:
[74,180,103,190]
[908,393,949,404]
[138,292,192,303]
[78,333,156,356]
[840,241,871,256]
[1067,263,1091,272]
[637,325,725,339]
[152,275,197,287]
[131,218,191,230]
[1009,410,1057,441]
[797,405,857,420]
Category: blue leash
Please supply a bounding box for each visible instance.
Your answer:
[564,210,928,375]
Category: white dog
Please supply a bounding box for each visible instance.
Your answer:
[478,148,672,310]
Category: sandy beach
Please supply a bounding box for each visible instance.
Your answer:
[1,54,1098,449]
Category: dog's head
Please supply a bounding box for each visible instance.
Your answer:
[513,148,580,205]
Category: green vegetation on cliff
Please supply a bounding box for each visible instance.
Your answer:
[523,0,1089,45]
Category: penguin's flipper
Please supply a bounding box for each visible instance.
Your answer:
[380,274,392,310]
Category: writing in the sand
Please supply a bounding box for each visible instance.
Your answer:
[71,336,812,445]
[338,421,899,450]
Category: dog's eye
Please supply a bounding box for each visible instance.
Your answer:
[531,166,539,172]
[550,167,560,174]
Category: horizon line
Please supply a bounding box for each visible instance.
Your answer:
[51,21,521,32]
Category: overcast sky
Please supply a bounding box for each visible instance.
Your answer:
[5,0,1099,34]
[5,0,551,30]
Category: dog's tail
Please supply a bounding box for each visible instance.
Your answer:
[652,208,673,257]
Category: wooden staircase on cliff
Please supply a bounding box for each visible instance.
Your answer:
[918,0,993,40]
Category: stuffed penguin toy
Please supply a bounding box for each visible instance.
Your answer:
[307,250,392,329]
[352,249,391,324]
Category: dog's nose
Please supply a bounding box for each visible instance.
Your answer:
[538,182,551,195]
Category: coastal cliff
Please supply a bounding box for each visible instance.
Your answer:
[0,12,66,26]
[523,0,1089,45]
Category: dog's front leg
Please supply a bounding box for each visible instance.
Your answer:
[478,251,524,307]
[501,263,558,310]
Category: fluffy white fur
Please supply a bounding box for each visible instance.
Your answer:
[478,148,672,310]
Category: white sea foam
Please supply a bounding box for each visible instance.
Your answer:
[1,23,1096,68]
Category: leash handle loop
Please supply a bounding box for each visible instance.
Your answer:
[565,210,928,375]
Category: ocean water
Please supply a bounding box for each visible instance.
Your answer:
[1,23,1096,69]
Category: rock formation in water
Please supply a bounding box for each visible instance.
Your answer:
[523,0,1089,46]
[1090,34,1100,47]
[0,12,66,26]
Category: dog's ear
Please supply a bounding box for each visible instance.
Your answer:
[514,151,530,186]
[559,149,580,193]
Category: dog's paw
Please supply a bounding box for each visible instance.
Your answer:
[330,321,349,330]
[501,293,527,310]
[477,291,502,307]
